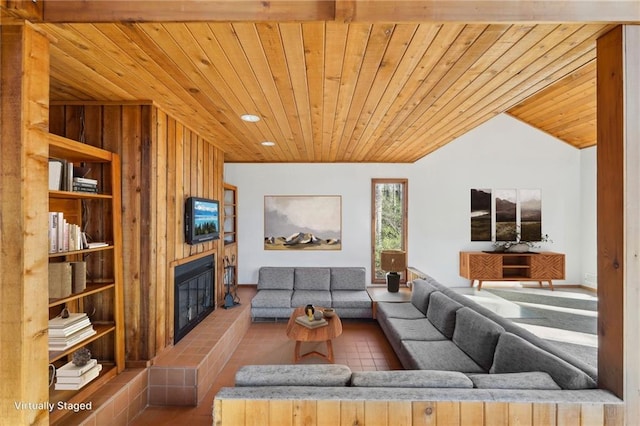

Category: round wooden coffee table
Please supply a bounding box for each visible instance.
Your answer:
[286,306,343,363]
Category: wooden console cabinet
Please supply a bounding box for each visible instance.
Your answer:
[459,251,565,291]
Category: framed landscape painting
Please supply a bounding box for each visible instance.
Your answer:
[470,188,492,241]
[264,195,342,250]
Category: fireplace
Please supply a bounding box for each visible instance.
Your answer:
[174,255,215,344]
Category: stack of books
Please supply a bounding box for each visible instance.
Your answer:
[295,315,328,329]
[54,358,103,391]
[48,313,96,352]
[72,177,98,193]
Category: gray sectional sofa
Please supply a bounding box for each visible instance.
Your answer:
[250,266,372,319]
[216,274,623,424]
[376,276,598,390]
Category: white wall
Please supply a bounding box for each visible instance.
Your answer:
[580,146,598,289]
[225,114,587,286]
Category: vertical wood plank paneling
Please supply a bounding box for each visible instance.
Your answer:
[436,401,460,425]
[0,23,50,426]
[221,400,246,425]
[412,401,437,426]
[174,119,185,267]
[316,400,341,426]
[155,109,168,353]
[460,402,484,425]
[533,403,556,426]
[165,114,177,346]
[246,400,269,426]
[557,404,582,426]
[387,401,412,426]
[340,401,364,426]
[581,403,604,426]
[508,403,533,426]
[140,104,156,359]
[48,102,226,359]
[364,401,388,426]
[603,404,625,426]
[122,105,143,360]
[293,400,316,426]
[269,400,293,426]
[596,26,625,399]
[484,402,508,426]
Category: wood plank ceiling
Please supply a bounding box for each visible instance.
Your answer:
[41,22,611,162]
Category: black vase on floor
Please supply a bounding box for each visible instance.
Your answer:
[386,272,400,293]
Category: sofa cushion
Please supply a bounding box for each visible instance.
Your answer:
[294,268,331,291]
[235,364,352,387]
[426,292,464,339]
[452,307,505,371]
[330,268,366,291]
[403,340,485,373]
[490,332,597,390]
[331,290,371,308]
[351,370,473,388]
[376,302,425,321]
[467,372,561,390]
[385,318,448,348]
[411,279,438,315]
[251,289,293,308]
[258,267,294,290]
[291,290,332,308]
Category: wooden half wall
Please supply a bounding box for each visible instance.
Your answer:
[213,399,624,425]
[49,103,225,362]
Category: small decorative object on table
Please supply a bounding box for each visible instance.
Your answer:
[313,310,323,321]
[322,308,336,318]
[304,304,315,320]
[492,228,552,253]
[72,347,92,366]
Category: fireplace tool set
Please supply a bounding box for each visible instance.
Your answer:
[223,254,240,309]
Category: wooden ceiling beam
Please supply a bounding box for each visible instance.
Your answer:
[41,1,335,23]
[335,1,640,24]
[39,1,640,24]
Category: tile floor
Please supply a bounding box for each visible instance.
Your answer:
[130,317,401,426]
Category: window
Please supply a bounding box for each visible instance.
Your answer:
[371,179,408,283]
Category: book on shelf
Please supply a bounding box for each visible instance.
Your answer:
[49,312,89,329]
[295,315,328,329]
[55,358,98,377]
[73,177,98,185]
[49,159,64,191]
[54,363,102,390]
[48,212,84,252]
[48,325,97,351]
[86,242,108,249]
[48,317,92,337]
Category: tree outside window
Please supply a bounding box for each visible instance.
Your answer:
[371,179,408,283]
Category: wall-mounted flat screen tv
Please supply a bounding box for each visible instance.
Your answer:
[185,196,220,244]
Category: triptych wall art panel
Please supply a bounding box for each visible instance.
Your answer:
[470,189,542,242]
[264,195,342,250]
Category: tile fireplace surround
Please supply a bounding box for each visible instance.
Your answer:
[149,286,254,405]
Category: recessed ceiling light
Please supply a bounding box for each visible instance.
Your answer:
[240,114,260,122]
[261,141,276,147]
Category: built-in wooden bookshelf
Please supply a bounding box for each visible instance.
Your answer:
[48,133,125,423]
[223,183,237,245]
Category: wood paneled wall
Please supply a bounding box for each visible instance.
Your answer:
[213,399,624,426]
[50,103,225,362]
[0,23,50,426]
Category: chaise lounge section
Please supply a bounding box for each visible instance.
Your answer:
[250,266,372,319]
